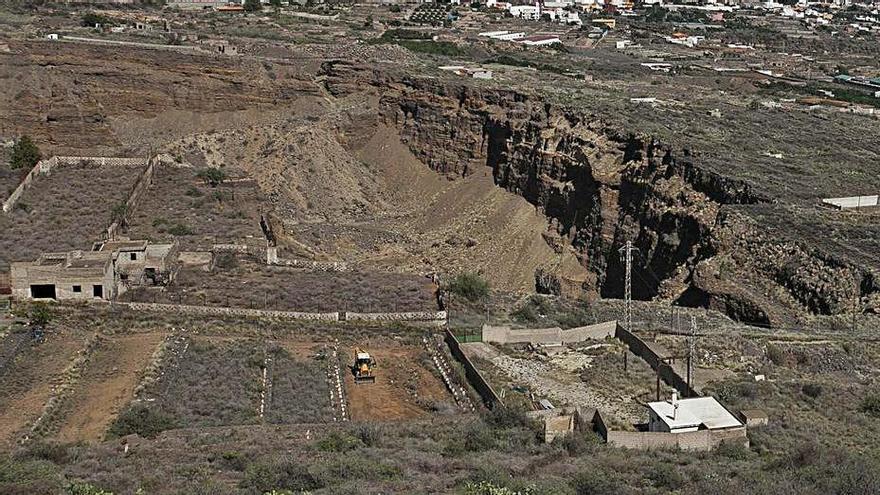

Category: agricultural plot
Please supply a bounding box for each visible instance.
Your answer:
[122,259,438,313]
[125,164,266,251]
[264,342,333,424]
[0,329,90,446]
[150,338,263,428]
[0,160,147,269]
[342,341,455,422]
[53,332,167,443]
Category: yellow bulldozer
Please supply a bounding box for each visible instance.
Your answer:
[352,348,376,384]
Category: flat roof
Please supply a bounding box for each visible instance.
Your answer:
[100,240,148,252]
[648,397,742,430]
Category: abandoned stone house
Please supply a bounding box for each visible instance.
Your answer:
[11,239,177,301]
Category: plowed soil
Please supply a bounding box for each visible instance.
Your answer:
[0,330,89,446]
[54,332,167,443]
[343,344,452,422]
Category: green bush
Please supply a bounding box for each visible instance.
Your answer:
[396,40,465,57]
[449,272,490,301]
[167,223,193,236]
[66,481,114,495]
[463,422,496,452]
[485,406,533,430]
[240,458,322,493]
[10,135,41,170]
[861,394,880,418]
[355,423,383,447]
[106,405,176,439]
[196,167,226,187]
[314,431,363,453]
[802,383,823,399]
[81,12,114,28]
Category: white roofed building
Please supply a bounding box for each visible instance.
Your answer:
[647,394,743,433]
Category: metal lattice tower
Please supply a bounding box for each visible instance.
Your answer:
[687,315,697,397]
[619,240,636,331]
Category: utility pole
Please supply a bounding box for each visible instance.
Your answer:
[618,240,638,331]
[851,275,860,333]
[687,316,697,398]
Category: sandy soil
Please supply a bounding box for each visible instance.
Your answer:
[54,332,168,443]
[343,344,451,422]
[0,330,89,446]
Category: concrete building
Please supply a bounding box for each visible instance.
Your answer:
[11,239,177,301]
[509,4,541,19]
[519,34,562,46]
[647,394,742,433]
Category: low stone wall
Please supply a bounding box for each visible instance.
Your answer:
[106,156,156,240]
[276,258,350,272]
[3,155,149,214]
[482,321,617,345]
[115,302,448,325]
[594,410,748,452]
[444,328,504,409]
[345,310,447,326]
[2,157,55,213]
[117,301,340,321]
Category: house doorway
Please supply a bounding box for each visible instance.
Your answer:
[30,284,56,299]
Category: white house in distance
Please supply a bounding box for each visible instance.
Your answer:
[509,4,541,19]
[647,393,743,433]
[520,34,562,46]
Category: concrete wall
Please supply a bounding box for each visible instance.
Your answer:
[614,324,699,398]
[444,328,504,409]
[594,410,748,451]
[482,321,617,345]
[822,195,880,209]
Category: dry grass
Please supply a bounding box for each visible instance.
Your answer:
[122,259,437,313]
[151,338,262,428]
[265,345,332,424]
[125,164,266,251]
[0,161,145,269]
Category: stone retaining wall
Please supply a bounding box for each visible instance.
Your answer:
[114,302,449,324]
[117,301,340,321]
[345,310,447,326]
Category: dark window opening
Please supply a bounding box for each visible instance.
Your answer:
[30,284,56,299]
[72,285,82,293]
[130,252,137,261]
[93,285,103,298]
[120,274,129,281]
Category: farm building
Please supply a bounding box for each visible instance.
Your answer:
[10,239,177,301]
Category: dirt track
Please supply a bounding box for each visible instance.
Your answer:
[54,332,167,443]
[0,331,89,446]
[343,344,451,422]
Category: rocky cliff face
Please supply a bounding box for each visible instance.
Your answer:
[317,61,877,324]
